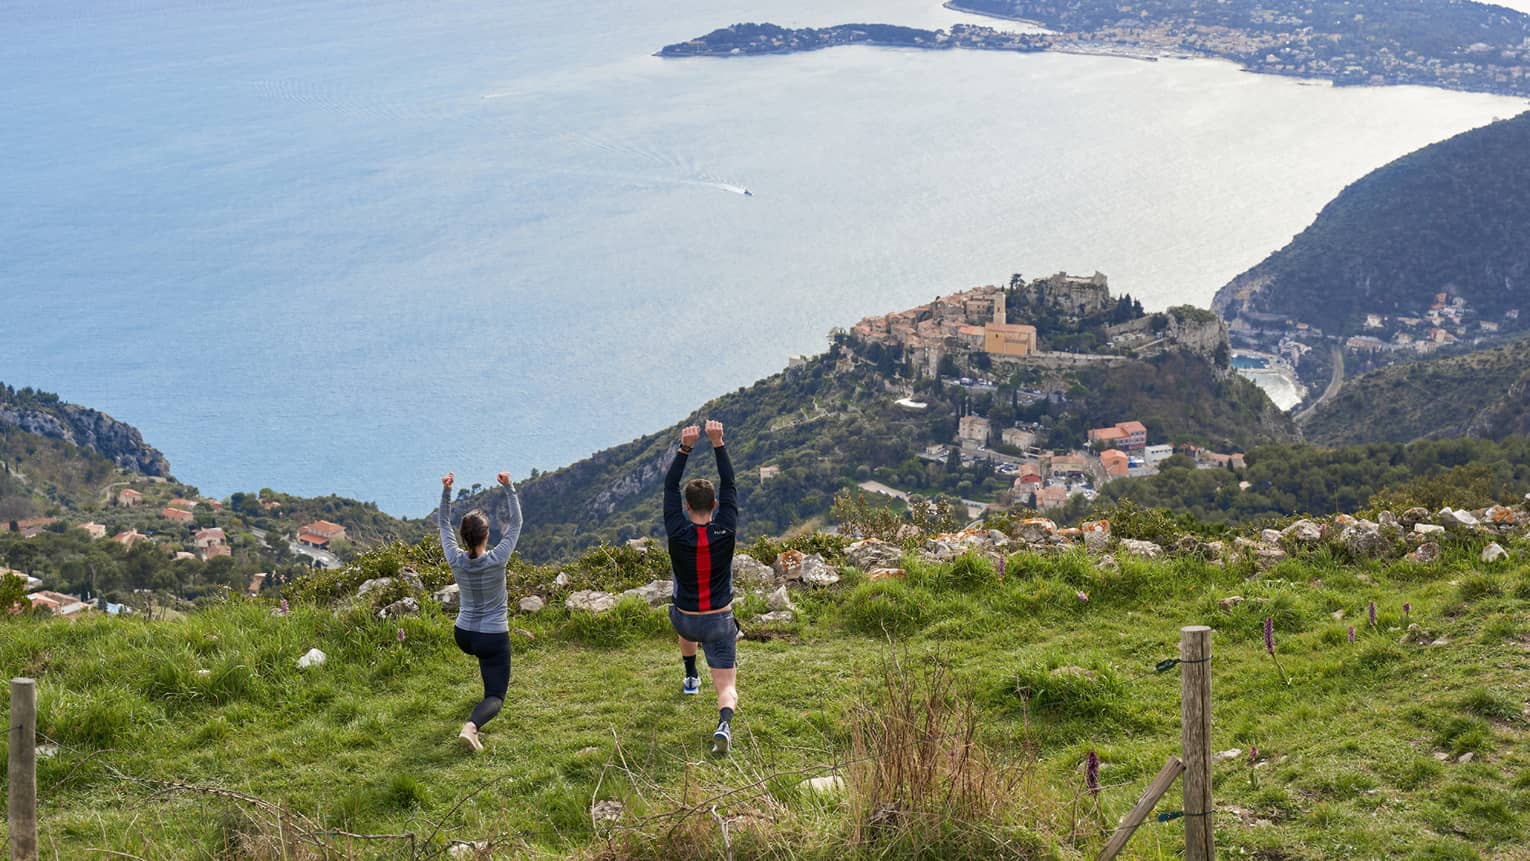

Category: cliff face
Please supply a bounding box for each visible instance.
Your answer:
[0,385,171,478]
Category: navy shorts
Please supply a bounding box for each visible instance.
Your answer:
[669,605,738,670]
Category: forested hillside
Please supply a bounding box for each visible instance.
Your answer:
[1303,338,1530,446]
[1096,436,1530,524]
[1213,112,1530,335]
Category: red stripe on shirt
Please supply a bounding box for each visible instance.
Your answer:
[695,527,712,611]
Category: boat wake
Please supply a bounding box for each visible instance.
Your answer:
[564,133,751,196]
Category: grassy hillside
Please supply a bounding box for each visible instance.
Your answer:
[1213,112,1530,336]
[1303,339,1530,446]
[4,516,1528,859]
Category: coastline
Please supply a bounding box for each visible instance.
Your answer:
[940,0,1050,29]
[1232,350,1307,412]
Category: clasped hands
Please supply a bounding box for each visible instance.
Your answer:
[680,420,724,449]
[442,471,512,489]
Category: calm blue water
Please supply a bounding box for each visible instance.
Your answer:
[1,0,1523,514]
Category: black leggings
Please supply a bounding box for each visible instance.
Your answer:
[453,626,511,727]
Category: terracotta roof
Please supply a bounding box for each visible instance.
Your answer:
[1116,421,1147,435]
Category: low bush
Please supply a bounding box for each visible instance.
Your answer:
[561,597,670,647]
[840,579,932,638]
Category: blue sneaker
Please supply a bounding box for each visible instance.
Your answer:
[682,676,700,696]
[712,720,731,756]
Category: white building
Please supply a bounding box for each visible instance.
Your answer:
[1144,444,1175,467]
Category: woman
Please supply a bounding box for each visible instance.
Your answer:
[439,469,522,752]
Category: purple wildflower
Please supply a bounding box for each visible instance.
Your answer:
[279,598,289,614]
[1368,601,1377,627]
[998,557,1007,579]
[1348,626,1355,644]
[397,628,406,644]
[1250,745,1258,765]
[1403,602,1411,618]
[1077,590,1089,603]
[1264,617,1275,655]
[1085,751,1101,796]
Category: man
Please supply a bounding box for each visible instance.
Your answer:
[664,419,739,755]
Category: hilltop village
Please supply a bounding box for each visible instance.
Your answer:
[838,273,1245,514]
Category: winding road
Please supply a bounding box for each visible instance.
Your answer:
[1294,345,1344,424]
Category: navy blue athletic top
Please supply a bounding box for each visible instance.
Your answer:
[664,444,738,612]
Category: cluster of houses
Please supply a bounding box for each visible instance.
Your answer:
[928,413,1246,512]
[1345,294,1515,356]
[3,566,126,618]
[850,283,1040,376]
[6,485,351,609]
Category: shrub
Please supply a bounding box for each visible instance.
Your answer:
[562,597,669,647]
[845,657,1058,859]
[381,773,429,810]
[1459,687,1519,722]
[1457,574,1502,603]
[1434,716,1494,755]
[840,579,932,638]
[988,660,1147,738]
[938,552,999,591]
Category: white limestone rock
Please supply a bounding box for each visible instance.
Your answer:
[565,590,618,613]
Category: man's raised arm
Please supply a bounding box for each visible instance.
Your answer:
[664,424,701,534]
[706,420,738,531]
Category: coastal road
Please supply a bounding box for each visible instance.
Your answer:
[858,481,988,521]
[1294,345,1344,424]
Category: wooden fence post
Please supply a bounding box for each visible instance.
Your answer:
[1180,626,1214,861]
[9,677,38,861]
[1097,754,1184,861]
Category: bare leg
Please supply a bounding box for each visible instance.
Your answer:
[711,667,737,711]
[678,636,698,657]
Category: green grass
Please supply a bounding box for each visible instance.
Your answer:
[3,539,1530,860]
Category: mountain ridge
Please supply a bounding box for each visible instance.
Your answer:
[1213,111,1530,338]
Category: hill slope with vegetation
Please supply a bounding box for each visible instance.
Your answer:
[1097,436,1530,525]
[1301,339,1530,446]
[1213,112,1530,336]
[503,343,1293,563]
[4,496,1529,859]
[0,383,171,477]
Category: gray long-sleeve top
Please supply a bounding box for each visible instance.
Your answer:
[439,483,522,633]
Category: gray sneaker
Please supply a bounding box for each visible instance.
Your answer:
[711,720,731,756]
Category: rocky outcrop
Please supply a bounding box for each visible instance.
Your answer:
[731,553,775,586]
[620,579,672,607]
[846,539,903,571]
[0,385,171,477]
[566,591,619,613]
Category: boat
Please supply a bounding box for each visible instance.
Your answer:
[742,188,752,197]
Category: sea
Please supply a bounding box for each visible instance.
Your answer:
[2,0,1525,515]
